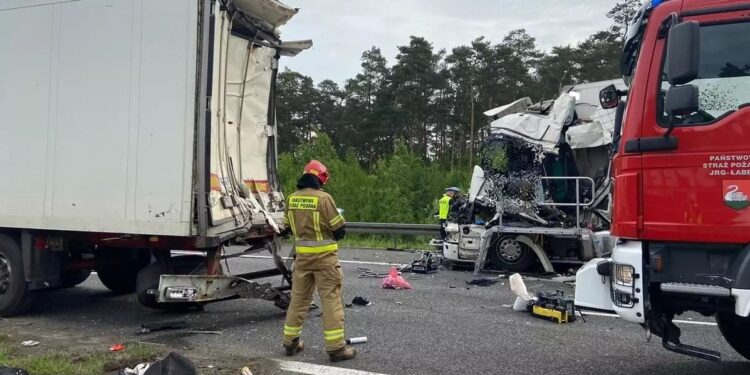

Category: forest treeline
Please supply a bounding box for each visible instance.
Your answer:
[277,1,640,224]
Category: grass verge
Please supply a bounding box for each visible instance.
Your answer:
[0,336,162,375]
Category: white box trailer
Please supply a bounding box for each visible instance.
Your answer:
[0,0,308,315]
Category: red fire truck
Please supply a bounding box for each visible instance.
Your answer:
[575,0,750,361]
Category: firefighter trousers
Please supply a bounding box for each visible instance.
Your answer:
[282,262,346,352]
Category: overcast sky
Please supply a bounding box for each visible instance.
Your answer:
[278,0,619,85]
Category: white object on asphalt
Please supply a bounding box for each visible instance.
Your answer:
[241,367,253,375]
[20,340,39,347]
[509,273,533,301]
[513,296,530,312]
[346,337,367,344]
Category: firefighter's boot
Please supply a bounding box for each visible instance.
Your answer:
[284,337,304,356]
[328,345,356,362]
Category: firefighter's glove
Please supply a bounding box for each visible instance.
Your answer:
[279,226,292,239]
[333,227,346,241]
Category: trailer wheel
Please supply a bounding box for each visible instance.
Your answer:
[0,235,35,316]
[136,255,221,311]
[95,249,151,294]
[490,236,535,272]
[717,312,750,360]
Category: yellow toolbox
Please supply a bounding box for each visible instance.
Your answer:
[532,304,572,324]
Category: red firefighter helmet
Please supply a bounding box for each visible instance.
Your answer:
[303,160,329,185]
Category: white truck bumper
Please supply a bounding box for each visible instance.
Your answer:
[575,241,645,323]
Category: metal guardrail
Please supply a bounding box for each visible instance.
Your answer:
[346,222,441,236]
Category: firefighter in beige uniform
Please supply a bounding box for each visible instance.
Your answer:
[281,160,356,362]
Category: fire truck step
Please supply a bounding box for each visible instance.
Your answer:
[660,283,731,297]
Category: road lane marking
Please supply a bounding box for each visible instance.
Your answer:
[581,311,717,326]
[275,360,388,375]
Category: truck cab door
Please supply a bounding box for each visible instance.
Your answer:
[638,15,750,244]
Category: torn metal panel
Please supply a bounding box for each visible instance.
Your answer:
[489,94,576,154]
[231,0,299,32]
[483,97,533,120]
[279,40,313,57]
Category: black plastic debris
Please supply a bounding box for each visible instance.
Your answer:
[137,321,187,335]
[352,296,371,306]
[467,278,499,287]
[143,352,196,375]
[0,366,29,375]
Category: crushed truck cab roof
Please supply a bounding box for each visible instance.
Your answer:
[486,79,626,153]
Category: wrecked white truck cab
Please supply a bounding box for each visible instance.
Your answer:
[441,80,625,274]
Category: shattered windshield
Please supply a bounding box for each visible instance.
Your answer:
[659,21,750,125]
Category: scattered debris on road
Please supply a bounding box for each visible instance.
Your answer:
[241,367,253,375]
[352,296,371,306]
[467,278,499,287]
[137,321,187,335]
[186,330,223,335]
[135,352,196,375]
[19,340,39,348]
[508,273,578,323]
[381,267,413,290]
[357,267,389,278]
[346,337,368,345]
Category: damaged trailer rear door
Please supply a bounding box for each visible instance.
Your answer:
[203,0,308,236]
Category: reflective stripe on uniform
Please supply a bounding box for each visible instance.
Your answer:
[284,325,302,337]
[287,212,298,240]
[323,328,345,342]
[296,243,338,254]
[329,214,344,227]
[313,211,323,241]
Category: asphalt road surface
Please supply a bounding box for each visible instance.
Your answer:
[4,247,750,375]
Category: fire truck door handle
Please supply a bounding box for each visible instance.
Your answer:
[624,136,679,154]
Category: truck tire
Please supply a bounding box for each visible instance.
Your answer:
[60,269,92,288]
[136,255,220,311]
[717,312,750,360]
[0,235,36,316]
[489,236,536,272]
[95,249,151,294]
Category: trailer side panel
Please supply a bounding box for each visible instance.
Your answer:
[0,0,198,236]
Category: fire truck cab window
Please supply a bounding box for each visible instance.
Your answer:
[659,21,750,126]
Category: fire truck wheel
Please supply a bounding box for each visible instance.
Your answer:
[136,255,221,311]
[490,236,535,272]
[0,235,35,317]
[717,311,750,360]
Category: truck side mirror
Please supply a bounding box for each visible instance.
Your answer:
[599,84,619,109]
[665,84,699,116]
[666,21,700,85]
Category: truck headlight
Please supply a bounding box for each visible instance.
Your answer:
[614,264,635,286]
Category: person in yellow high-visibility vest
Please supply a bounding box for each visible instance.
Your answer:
[280,160,356,363]
[438,187,460,239]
